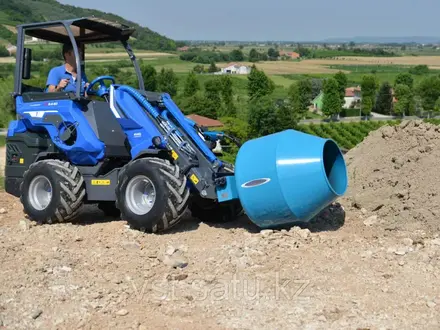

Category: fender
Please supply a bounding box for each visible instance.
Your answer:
[132,149,170,161]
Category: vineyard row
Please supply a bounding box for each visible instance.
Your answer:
[296,119,440,150]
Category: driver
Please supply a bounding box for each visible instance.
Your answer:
[46,41,90,93]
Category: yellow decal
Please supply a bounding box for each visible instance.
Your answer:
[171,150,179,160]
[91,179,111,186]
[190,174,199,185]
[19,158,24,164]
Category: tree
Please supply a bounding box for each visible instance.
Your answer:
[247,65,275,100]
[298,78,313,112]
[217,117,249,163]
[247,96,279,138]
[203,79,223,118]
[267,48,279,60]
[409,65,429,75]
[311,78,323,99]
[141,64,157,91]
[321,78,341,118]
[229,49,244,61]
[375,82,393,115]
[394,73,413,89]
[208,61,218,73]
[287,83,303,120]
[219,75,236,117]
[434,97,440,116]
[361,74,379,116]
[183,71,200,98]
[416,75,440,111]
[288,79,312,118]
[249,48,260,62]
[192,64,205,73]
[275,101,297,131]
[394,84,415,116]
[333,71,348,107]
[157,68,179,97]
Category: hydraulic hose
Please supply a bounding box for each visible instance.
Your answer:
[118,85,160,118]
[117,85,185,152]
[162,94,219,164]
[117,85,219,165]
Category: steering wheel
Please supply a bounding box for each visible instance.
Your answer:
[86,75,116,98]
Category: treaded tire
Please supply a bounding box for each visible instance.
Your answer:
[20,159,86,223]
[189,197,243,223]
[116,157,190,233]
[189,160,243,223]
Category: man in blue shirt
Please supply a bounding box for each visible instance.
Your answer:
[46,41,89,94]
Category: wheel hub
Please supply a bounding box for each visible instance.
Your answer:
[125,175,156,215]
[28,175,53,210]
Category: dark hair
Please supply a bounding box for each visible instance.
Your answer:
[62,41,73,59]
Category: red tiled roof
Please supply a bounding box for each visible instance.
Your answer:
[345,86,361,97]
[279,51,300,58]
[186,114,224,127]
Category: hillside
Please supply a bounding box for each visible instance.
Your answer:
[0,0,177,51]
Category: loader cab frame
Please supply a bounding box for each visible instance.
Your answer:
[13,17,144,100]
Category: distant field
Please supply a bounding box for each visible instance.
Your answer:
[0,51,177,63]
[214,60,348,74]
[211,56,440,75]
[2,53,440,83]
[86,52,176,59]
[307,56,440,66]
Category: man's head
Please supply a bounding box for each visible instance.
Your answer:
[62,41,83,69]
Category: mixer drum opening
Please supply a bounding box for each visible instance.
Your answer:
[322,139,348,197]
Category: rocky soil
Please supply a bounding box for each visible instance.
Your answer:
[1,122,440,329]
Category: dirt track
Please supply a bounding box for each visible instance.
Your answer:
[1,124,440,329]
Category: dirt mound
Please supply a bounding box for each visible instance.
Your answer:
[342,120,440,233]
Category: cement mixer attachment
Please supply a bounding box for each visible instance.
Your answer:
[218,129,348,229]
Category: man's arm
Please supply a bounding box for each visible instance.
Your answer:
[46,68,69,92]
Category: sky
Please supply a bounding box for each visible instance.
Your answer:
[59,0,440,41]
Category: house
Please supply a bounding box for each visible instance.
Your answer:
[220,63,251,75]
[177,46,189,52]
[185,114,223,128]
[312,91,324,111]
[279,51,300,59]
[6,44,16,56]
[343,86,361,109]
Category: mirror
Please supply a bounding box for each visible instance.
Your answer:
[22,48,32,80]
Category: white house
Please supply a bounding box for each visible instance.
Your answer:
[343,86,361,109]
[221,63,251,75]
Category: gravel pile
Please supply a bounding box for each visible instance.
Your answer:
[342,120,440,233]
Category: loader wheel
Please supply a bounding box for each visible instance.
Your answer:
[116,157,190,233]
[20,160,86,224]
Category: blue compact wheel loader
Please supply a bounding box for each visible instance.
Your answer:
[5,17,348,233]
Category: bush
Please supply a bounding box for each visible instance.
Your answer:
[340,108,360,117]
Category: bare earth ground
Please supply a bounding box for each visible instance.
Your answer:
[1,123,440,330]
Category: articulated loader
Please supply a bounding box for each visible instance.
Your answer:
[4,17,348,233]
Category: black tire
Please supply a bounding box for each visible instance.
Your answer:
[98,201,121,217]
[189,160,243,223]
[189,196,243,223]
[20,159,85,223]
[116,157,190,233]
